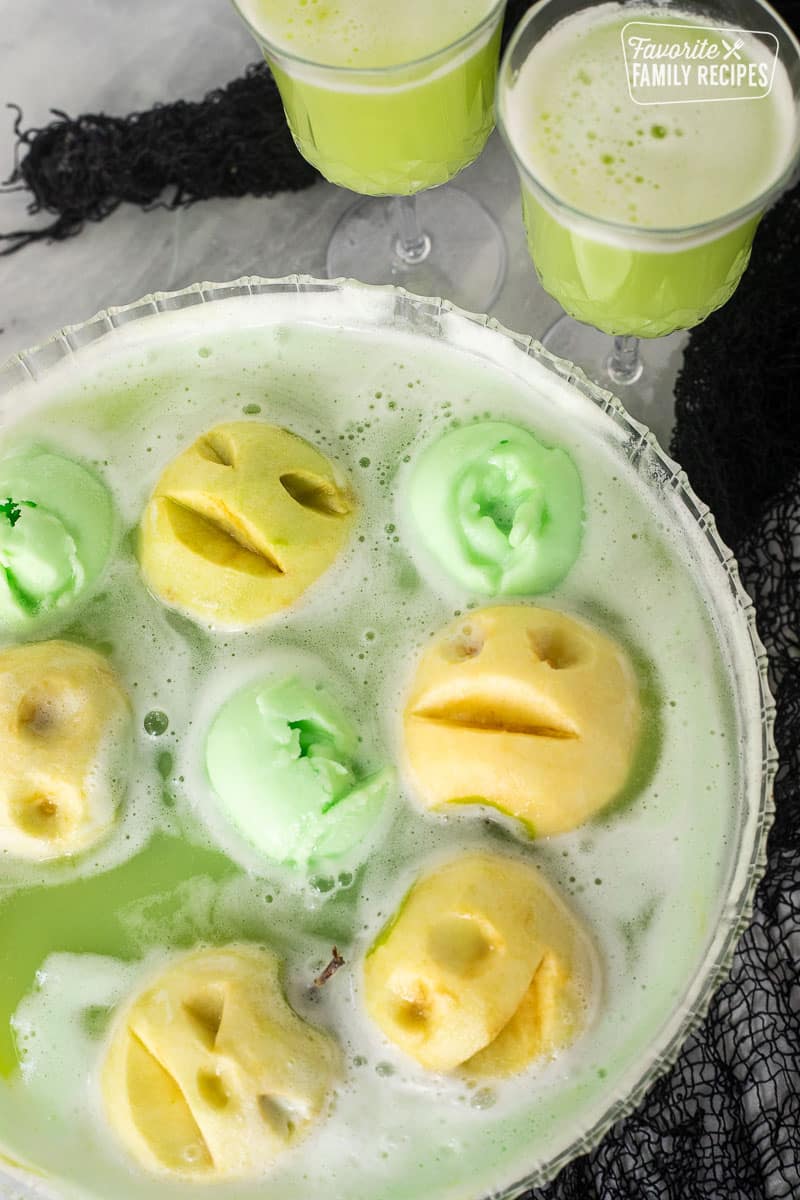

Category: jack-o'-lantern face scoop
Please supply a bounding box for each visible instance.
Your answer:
[138,422,355,629]
[101,945,341,1180]
[403,606,641,837]
[363,853,594,1076]
[0,640,131,861]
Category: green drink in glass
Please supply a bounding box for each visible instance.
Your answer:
[499,0,800,406]
[233,0,508,309]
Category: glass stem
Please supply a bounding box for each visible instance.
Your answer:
[393,195,431,266]
[606,335,644,386]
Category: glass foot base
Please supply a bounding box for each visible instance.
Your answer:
[326,187,507,312]
[541,315,689,449]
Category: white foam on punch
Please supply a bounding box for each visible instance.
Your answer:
[503,1,798,249]
[0,287,760,1200]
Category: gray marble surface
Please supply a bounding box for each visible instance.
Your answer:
[0,0,681,447]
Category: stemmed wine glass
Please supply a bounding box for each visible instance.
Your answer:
[231,0,508,311]
[497,0,800,420]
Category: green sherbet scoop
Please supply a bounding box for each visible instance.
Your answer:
[0,446,116,631]
[205,675,393,868]
[408,421,584,595]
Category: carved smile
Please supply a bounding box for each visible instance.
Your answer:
[161,495,286,577]
[411,692,579,740]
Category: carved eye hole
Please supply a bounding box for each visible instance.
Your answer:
[442,623,484,663]
[11,793,68,839]
[392,983,433,1034]
[280,471,349,517]
[182,986,226,1049]
[17,683,79,737]
[196,1068,231,1110]
[528,627,581,670]
[258,1094,303,1139]
[17,693,59,736]
[196,433,235,467]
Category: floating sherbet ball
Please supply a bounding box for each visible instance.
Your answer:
[102,944,341,1180]
[0,641,131,860]
[0,447,115,631]
[138,422,355,629]
[408,421,583,595]
[206,675,393,868]
[403,606,640,836]
[364,853,593,1075]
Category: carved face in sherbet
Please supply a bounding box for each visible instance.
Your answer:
[101,944,341,1180]
[138,422,355,629]
[0,640,131,860]
[205,674,393,868]
[364,853,593,1075]
[407,421,583,595]
[403,605,641,836]
[0,446,116,633]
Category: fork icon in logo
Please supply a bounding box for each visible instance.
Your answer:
[722,36,745,59]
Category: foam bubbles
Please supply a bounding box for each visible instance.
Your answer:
[241,0,497,70]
